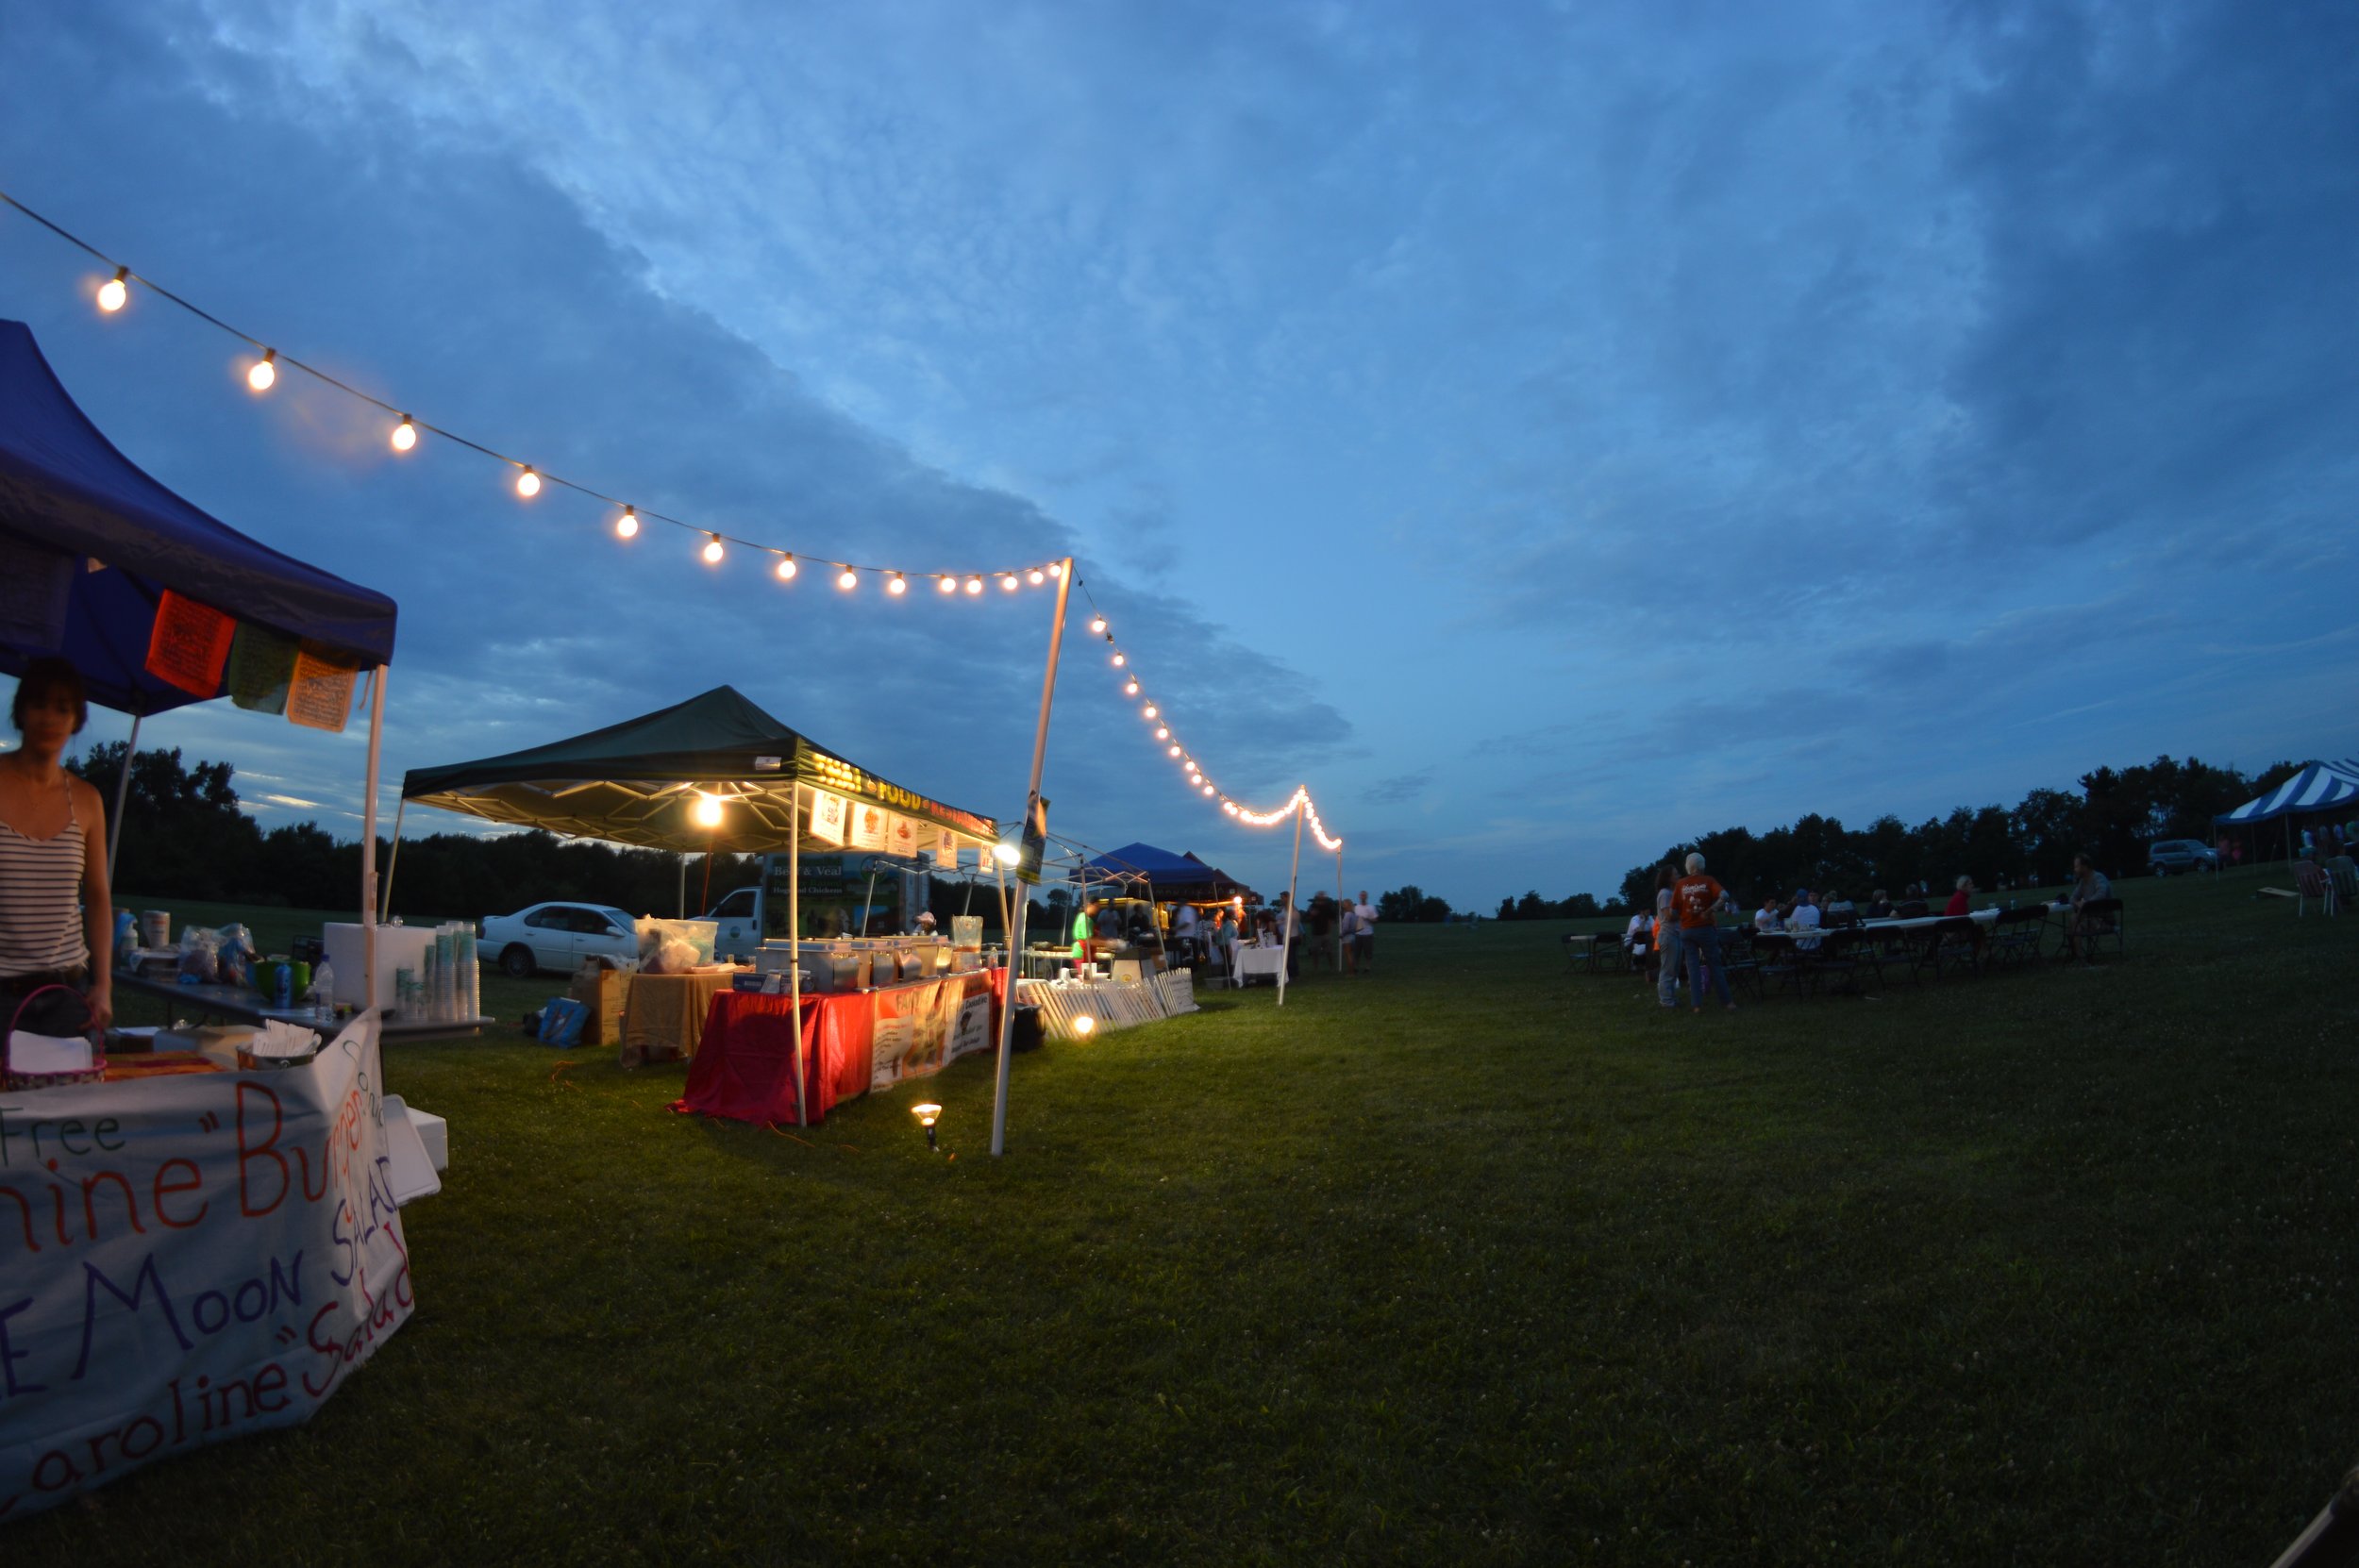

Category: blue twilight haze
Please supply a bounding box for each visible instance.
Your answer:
[1,1,2353,909]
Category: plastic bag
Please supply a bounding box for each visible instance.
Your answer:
[214,924,256,990]
[654,936,698,975]
[176,925,220,984]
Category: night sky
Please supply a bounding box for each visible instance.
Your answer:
[3,1,2354,910]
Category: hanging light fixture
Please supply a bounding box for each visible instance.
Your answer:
[245,351,277,392]
[776,554,796,580]
[96,268,129,313]
[616,507,640,540]
[888,573,908,595]
[391,415,418,453]
[1089,617,1108,636]
[837,567,859,592]
[937,575,958,594]
[515,466,542,498]
[702,534,725,564]
[964,576,984,595]
[1028,569,1046,586]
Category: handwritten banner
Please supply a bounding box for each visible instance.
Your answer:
[284,648,357,732]
[0,1018,413,1519]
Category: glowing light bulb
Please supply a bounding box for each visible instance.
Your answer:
[1124,679,1140,696]
[1028,569,1045,586]
[776,555,796,580]
[937,575,957,594]
[965,576,983,595]
[702,535,725,564]
[1111,654,1126,668]
[837,568,859,591]
[1223,802,1239,815]
[515,466,541,498]
[246,351,277,392]
[888,574,908,595]
[1155,726,1168,741]
[1201,784,1215,795]
[1001,574,1019,592]
[97,269,128,313]
[1073,1014,1096,1037]
[693,793,724,827]
[617,507,640,540]
[1167,744,1181,758]
[1089,617,1108,635]
[993,842,1019,866]
[391,416,418,453]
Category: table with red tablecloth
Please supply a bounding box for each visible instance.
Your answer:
[671,969,1006,1126]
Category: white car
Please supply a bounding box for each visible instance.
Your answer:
[479,902,638,978]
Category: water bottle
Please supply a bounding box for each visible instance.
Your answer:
[274,962,293,1010]
[313,959,336,1026]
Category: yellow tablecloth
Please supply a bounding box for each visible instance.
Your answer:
[621,971,738,1064]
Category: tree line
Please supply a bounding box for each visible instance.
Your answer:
[1485,753,2302,921]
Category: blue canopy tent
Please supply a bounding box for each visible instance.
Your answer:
[2214,759,2359,861]
[0,318,401,988]
[1077,841,1257,905]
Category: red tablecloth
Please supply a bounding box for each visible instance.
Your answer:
[671,969,1007,1127]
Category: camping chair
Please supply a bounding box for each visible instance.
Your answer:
[2297,861,2339,917]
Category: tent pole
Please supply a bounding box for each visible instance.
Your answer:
[1277,793,1304,1006]
[106,711,140,885]
[360,665,387,1022]
[993,555,1074,1158]
[991,857,1012,963]
[788,785,807,1126]
[378,796,406,924]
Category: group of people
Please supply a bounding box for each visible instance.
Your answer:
[1622,854,1742,1013]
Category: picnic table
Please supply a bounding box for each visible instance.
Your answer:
[114,970,491,1039]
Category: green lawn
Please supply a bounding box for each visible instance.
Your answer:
[25,871,2359,1564]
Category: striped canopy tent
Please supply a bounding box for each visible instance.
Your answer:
[2214,759,2359,859]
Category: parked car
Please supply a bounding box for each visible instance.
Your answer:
[2147,839,2218,876]
[478,902,638,977]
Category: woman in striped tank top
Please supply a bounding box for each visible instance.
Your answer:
[1,659,113,1032]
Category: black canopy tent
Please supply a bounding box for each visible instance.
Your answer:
[0,318,400,993]
[399,686,1002,1125]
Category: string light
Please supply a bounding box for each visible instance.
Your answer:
[1168,744,1181,758]
[888,573,908,595]
[1089,617,1108,636]
[1,190,1082,595]
[775,554,795,579]
[616,507,640,540]
[1155,726,1168,740]
[837,567,859,592]
[965,576,983,595]
[702,534,725,564]
[693,793,724,828]
[937,575,957,595]
[1143,705,1158,719]
[1124,679,1140,696]
[1111,653,1126,667]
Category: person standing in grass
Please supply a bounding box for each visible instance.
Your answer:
[1353,890,1378,973]
[1652,864,1683,1009]
[1673,853,1737,1013]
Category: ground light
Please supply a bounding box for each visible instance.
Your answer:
[912,1102,942,1151]
[1072,1015,1096,1038]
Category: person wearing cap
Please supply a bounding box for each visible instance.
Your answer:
[912,909,937,937]
[1784,887,1822,950]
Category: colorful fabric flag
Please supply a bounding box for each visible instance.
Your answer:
[285,646,358,731]
[143,589,235,697]
[226,624,299,714]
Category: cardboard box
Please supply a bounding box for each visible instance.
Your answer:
[569,962,628,1048]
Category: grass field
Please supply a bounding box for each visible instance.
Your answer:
[20,870,2359,1564]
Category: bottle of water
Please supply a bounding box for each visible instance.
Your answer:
[313,959,337,1026]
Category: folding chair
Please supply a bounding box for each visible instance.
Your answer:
[2297,862,2339,917]
[1987,907,2046,968]
[2078,896,2127,953]
[1810,928,1862,995]
[1918,917,1983,980]
[1717,928,1765,1002]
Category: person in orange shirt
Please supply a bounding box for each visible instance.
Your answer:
[1671,853,1736,1013]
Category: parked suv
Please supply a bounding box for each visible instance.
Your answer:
[2147,839,2218,876]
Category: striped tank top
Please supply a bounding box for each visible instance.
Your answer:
[0,779,88,977]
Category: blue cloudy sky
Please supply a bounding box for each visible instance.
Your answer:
[3,0,2354,910]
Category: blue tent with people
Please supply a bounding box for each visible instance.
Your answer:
[1078,841,1257,905]
[2213,759,2359,860]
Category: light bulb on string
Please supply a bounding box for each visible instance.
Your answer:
[1048,561,1064,579]
[391,416,418,453]
[1167,744,1181,758]
[1089,617,1107,636]
[1112,653,1126,668]
[1000,574,1020,592]
[837,567,859,592]
[1154,726,1168,741]
[1124,679,1140,696]
[965,576,983,595]
[1143,705,1157,719]
[702,534,725,564]
[776,555,797,581]
[515,466,541,498]
[693,793,724,828]
[1201,784,1215,796]
[246,351,277,392]
[97,268,128,313]
[888,574,908,595]
[1028,569,1045,586]
[1223,802,1239,815]
[616,507,640,540]
[937,575,957,594]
